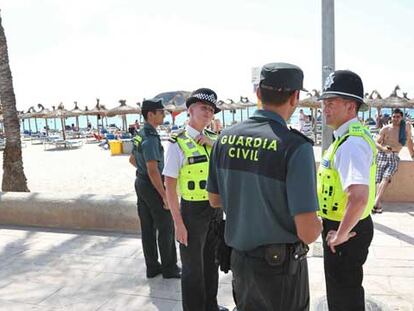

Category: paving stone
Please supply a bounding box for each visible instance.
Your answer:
[0,281,62,304]
[97,293,180,311]
[0,203,413,310]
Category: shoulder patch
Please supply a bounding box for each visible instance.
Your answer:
[289,128,314,146]
[168,129,185,143]
[168,136,178,143]
[348,123,364,137]
[204,128,216,136]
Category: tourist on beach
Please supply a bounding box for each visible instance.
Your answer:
[208,63,321,311]
[298,108,306,131]
[318,70,376,310]
[163,88,228,311]
[373,108,414,213]
[129,98,180,279]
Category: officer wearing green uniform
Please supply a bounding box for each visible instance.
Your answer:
[207,63,322,311]
[164,88,228,311]
[318,70,376,310]
[129,99,180,279]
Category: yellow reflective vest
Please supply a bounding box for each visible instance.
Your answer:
[171,129,217,201]
[317,122,377,221]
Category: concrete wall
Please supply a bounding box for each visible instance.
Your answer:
[0,192,140,233]
[381,161,414,202]
[1,162,413,233]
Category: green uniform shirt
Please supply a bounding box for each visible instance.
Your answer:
[208,110,319,251]
[132,123,164,181]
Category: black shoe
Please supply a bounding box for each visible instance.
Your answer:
[218,306,229,311]
[162,266,181,279]
[146,268,162,279]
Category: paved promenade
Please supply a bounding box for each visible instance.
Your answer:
[0,203,412,310]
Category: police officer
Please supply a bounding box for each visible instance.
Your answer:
[163,88,228,311]
[207,63,322,311]
[129,99,180,279]
[317,70,376,310]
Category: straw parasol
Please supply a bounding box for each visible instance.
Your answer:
[18,107,34,132]
[36,104,54,135]
[27,106,40,133]
[65,101,84,130]
[154,91,190,125]
[216,100,235,128]
[367,87,413,113]
[382,86,411,109]
[298,90,321,109]
[41,103,69,140]
[236,96,256,119]
[106,99,141,131]
[83,99,107,130]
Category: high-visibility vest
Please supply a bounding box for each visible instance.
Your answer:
[317,122,377,221]
[171,129,217,201]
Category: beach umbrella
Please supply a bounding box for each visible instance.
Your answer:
[298,90,321,109]
[25,106,40,133]
[369,86,412,109]
[106,99,141,131]
[216,99,235,128]
[48,103,69,140]
[219,98,236,126]
[365,90,386,109]
[100,104,109,128]
[154,90,190,125]
[382,86,411,109]
[36,103,54,135]
[230,99,246,122]
[236,96,256,118]
[83,99,107,131]
[18,108,33,132]
[66,101,84,130]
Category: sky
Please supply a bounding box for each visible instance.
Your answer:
[0,0,413,112]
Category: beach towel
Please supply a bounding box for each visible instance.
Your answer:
[399,119,406,146]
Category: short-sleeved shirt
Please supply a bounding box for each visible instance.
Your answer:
[132,123,164,181]
[207,109,319,251]
[333,118,372,190]
[162,125,203,178]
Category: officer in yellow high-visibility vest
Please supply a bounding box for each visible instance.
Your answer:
[318,70,377,311]
[163,88,228,311]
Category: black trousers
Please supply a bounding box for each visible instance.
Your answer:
[135,178,177,275]
[322,216,374,311]
[231,246,310,311]
[180,199,222,311]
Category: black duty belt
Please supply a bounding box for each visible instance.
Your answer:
[234,242,309,261]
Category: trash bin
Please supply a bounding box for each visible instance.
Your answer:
[109,140,123,155]
[122,140,133,154]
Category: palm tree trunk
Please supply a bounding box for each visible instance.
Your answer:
[0,13,29,192]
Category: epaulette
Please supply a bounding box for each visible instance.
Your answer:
[204,128,217,137]
[168,129,185,143]
[289,128,314,146]
[133,135,142,146]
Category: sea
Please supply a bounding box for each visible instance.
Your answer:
[19,107,413,133]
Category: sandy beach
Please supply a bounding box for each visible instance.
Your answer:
[0,139,412,195]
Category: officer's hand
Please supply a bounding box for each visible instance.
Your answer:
[175,222,188,246]
[162,197,169,210]
[195,134,213,147]
[326,230,356,253]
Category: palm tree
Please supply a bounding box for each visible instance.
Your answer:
[0,12,29,192]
